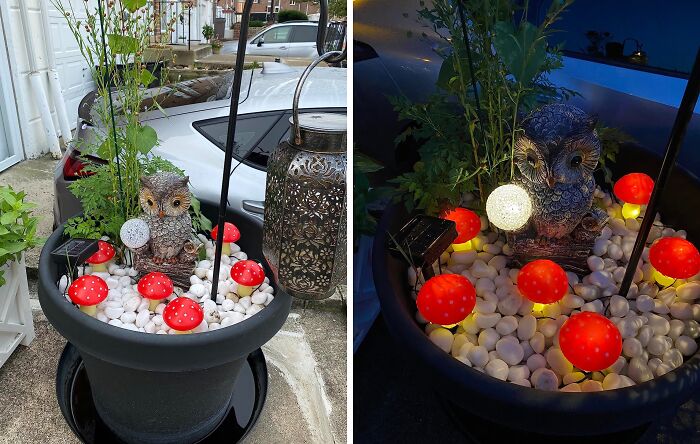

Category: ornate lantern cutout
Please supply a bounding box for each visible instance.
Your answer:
[263,52,347,300]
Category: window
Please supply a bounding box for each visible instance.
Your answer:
[193,112,285,169]
[260,25,290,43]
[532,0,700,77]
[274,6,280,13]
[290,0,296,4]
[291,25,317,43]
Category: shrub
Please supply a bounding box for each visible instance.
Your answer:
[278,10,307,23]
[0,186,40,286]
[249,20,265,27]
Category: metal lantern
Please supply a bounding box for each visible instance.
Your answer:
[262,52,347,300]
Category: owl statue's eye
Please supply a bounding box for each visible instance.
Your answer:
[570,154,583,167]
[147,199,154,206]
[173,199,181,207]
[526,153,538,166]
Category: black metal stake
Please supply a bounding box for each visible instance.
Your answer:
[618,48,700,297]
[210,0,255,301]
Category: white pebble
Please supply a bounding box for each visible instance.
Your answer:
[496,336,524,366]
[546,348,573,375]
[478,328,500,351]
[580,380,604,392]
[495,316,518,335]
[429,328,454,353]
[467,346,489,368]
[485,359,509,380]
[526,353,546,372]
[531,368,558,391]
[675,335,698,356]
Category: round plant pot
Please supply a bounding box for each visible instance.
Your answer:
[373,203,700,436]
[39,224,291,444]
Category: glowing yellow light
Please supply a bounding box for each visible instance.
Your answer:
[621,202,641,219]
[452,240,473,252]
[485,184,533,231]
[532,303,545,312]
[442,323,457,328]
[654,270,675,287]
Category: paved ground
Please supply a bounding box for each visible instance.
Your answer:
[0,157,347,443]
[200,39,314,68]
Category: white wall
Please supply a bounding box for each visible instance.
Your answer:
[1,0,95,159]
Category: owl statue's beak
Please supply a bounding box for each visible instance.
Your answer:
[158,210,165,219]
[546,176,556,189]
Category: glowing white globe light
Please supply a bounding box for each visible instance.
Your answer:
[485,184,532,231]
[120,218,150,250]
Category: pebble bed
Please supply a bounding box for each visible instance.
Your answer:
[58,234,275,334]
[413,188,700,392]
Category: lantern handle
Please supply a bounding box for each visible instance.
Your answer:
[292,50,343,146]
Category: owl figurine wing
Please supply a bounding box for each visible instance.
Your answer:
[148,212,193,260]
[514,104,603,240]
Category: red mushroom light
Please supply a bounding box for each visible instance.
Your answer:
[441,207,482,252]
[649,237,700,286]
[559,312,622,372]
[613,173,654,219]
[230,260,265,297]
[86,240,116,272]
[517,259,568,306]
[416,274,476,326]
[163,297,204,334]
[211,222,241,256]
[68,275,109,316]
[137,272,174,311]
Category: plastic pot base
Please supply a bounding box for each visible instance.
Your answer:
[56,343,268,444]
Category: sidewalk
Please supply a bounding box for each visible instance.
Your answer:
[0,157,347,443]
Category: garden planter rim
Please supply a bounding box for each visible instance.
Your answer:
[39,224,292,372]
[373,203,700,419]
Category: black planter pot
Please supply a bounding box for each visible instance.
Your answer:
[372,147,700,438]
[39,224,291,444]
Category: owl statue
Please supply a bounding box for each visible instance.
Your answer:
[138,172,193,264]
[514,104,607,241]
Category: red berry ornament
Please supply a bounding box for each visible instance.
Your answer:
[442,208,481,244]
[559,312,622,372]
[517,259,568,304]
[649,237,700,280]
[417,274,476,325]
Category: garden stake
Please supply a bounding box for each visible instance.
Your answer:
[96,0,126,219]
[619,48,700,297]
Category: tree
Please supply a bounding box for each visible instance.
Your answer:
[297,0,346,18]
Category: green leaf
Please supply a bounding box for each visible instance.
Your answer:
[139,70,157,87]
[126,125,158,154]
[493,21,547,85]
[108,34,139,55]
[354,153,384,174]
[123,0,147,12]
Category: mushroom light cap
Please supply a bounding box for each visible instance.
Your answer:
[86,240,116,265]
[163,297,204,331]
[211,222,241,243]
[517,259,568,304]
[649,237,700,279]
[230,260,265,287]
[559,312,622,372]
[442,207,481,244]
[120,218,150,250]
[68,275,109,306]
[613,172,654,205]
[137,272,174,300]
[416,274,476,325]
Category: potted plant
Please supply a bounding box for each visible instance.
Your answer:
[0,186,39,368]
[202,23,215,43]
[211,38,223,54]
[370,0,700,438]
[43,2,292,443]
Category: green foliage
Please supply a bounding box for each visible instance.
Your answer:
[596,125,636,187]
[202,24,215,42]
[393,0,575,215]
[354,153,394,242]
[0,186,41,286]
[250,20,266,28]
[55,0,210,244]
[278,9,308,23]
[329,0,347,18]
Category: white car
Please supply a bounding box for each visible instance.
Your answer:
[54,63,347,231]
[244,21,319,58]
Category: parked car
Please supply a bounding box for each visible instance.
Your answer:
[244,21,319,58]
[54,62,347,239]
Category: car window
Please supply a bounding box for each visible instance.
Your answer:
[291,26,318,43]
[260,26,291,44]
[192,112,285,167]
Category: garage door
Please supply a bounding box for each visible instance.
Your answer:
[46,2,96,130]
[0,8,22,172]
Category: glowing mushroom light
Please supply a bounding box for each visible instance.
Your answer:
[416,274,476,326]
[613,173,654,220]
[517,259,568,306]
[441,207,482,251]
[649,237,700,286]
[559,312,622,372]
[485,184,533,231]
